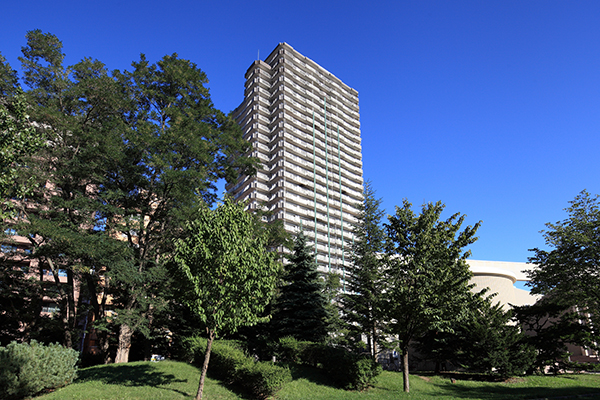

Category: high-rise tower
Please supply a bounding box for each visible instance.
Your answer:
[227,43,363,278]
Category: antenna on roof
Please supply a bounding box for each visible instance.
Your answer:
[257,50,260,61]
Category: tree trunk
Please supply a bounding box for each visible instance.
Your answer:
[372,323,378,359]
[402,349,410,393]
[115,324,133,363]
[196,330,215,400]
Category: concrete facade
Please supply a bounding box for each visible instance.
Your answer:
[227,43,363,277]
[467,259,540,308]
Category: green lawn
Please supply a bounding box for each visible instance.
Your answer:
[37,360,600,400]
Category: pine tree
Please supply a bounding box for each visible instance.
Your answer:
[271,231,330,342]
[340,182,386,357]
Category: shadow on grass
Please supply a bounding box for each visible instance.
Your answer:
[285,363,341,388]
[426,373,600,399]
[78,363,189,397]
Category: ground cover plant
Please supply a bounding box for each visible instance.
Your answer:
[33,360,600,400]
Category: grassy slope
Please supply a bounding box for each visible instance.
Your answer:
[37,361,600,400]
[37,361,240,400]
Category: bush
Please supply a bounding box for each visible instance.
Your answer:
[277,336,312,363]
[184,336,291,399]
[239,361,292,399]
[0,340,78,400]
[277,337,381,390]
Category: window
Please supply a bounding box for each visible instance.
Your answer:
[43,269,67,277]
[42,303,60,314]
[1,245,17,253]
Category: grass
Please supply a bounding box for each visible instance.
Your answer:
[36,360,240,400]
[36,360,600,400]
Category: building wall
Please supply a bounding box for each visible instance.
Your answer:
[227,43,364,277]
[467,259,540,308]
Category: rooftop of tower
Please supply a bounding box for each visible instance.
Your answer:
[245,42,359,97]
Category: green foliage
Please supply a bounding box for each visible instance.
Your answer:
[185,336,291,399]
[186,336,251,383]
[0,340,78,399]
[0,86,45,219]
[276,337,381,391]
[238,361,292,399]
[2,30,258,358]
[528,190,600,345]
[341,182,387,357]
[513,298,594,374]
[453,300,535,378]
[384,199,480,392]
[175,198,280,399]
[271,231,330,343]
[175,198,279,337]
[276,336,313,363]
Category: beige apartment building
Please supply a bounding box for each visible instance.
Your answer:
[227,43,364,278]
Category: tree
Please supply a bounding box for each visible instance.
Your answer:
[527,190,600,344]
[384,200,480,392]
[0,53,45,219]
[271,230,331,343]
[6,30,125,349]
[174,198,279,400]
[3,30,258,358]
[453,298,535,378]
[100,53,258,363]
[513,298,594,374]
[340,181,386,357]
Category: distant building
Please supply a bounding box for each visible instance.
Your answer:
[227,43,364,279]
[467,259,540,308]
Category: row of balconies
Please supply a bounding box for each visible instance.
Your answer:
[283,195,360,229]
[282,147,363,188]
[282,87,361,140]
[276,51,360,110]
[283,155,363,195]
[279,119,362,170]
[281,217,353,252]
[278,136,363,178]
[284,77,361,127]
[275,165,363,206]
[284,90,361,140]
[282,109,362,162]
[279,169,363,209]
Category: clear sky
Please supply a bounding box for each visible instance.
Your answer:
[2,0,599,264]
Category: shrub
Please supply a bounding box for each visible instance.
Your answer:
[277,337,381,390]
[239,361,292,399]
[0,340,78,400]
[184,336,291,399]
[277,336,312,363]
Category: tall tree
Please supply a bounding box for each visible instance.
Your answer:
[100,52,257,363]
[384,200,480,392]
[340,181,386,357]
[174,198,279,400]
[271,230,331,343]
[7,30,125,348]
[3,31,258,358]
[527,190,600,344]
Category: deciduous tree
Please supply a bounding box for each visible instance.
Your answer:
[527,190,600,344]
[174,198,279,400]
[384,200,480,392]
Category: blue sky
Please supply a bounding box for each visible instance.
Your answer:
[2,1,599,264]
